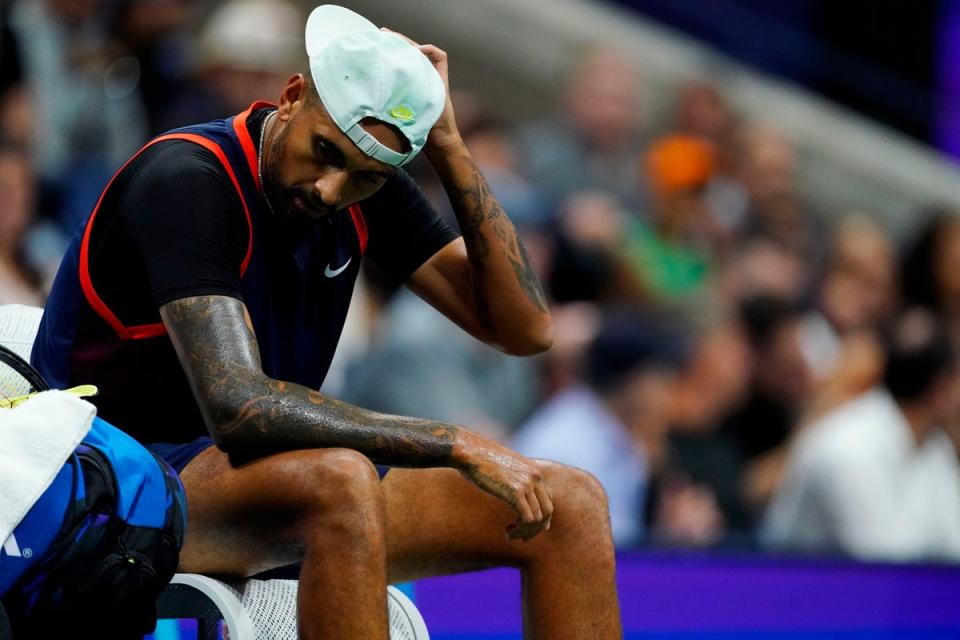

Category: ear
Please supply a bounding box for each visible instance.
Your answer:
[277,73,307,121]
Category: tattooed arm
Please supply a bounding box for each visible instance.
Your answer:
[404,45,552,356]
[160,294,553,539]
[408,153,553,356]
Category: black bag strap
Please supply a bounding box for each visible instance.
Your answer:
[0,599,12,640]
[0,344,49,394]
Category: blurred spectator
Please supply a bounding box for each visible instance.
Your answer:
[512,311,688,547]
[666,304,751,437]
[517,48,645,213]
[0,82,32,152]
[547,191,635,304]
[621,134,719,303]
[343,289,540,441]
[0,3,31,149]
[9,0,150,230]
[816,215,898,336]
[537,301,601,397]
[163,0,303,128]
[0,3,22,97]
[902,209,960,353]
[0,143,44,305]
[109,0,194,134]
[674,80,737,148]
[799,215,894,416]
[763,309,960,562]
[673,79,748,234]
[650,309,753,545]
[718,236,807,304]
[720,295,815,513]
[734,123,820,262]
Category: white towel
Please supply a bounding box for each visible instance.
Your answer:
[0,391,95,544]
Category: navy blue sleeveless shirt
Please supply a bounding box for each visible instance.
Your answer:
[31,102,457,446]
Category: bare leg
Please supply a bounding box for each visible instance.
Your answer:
[383,462,622,639]
[177,446,389,639]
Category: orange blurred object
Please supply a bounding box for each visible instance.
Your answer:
[646,134,715,196]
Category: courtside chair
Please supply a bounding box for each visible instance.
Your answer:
[0,304,430,640]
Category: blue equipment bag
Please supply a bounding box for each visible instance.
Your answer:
[0,345,186,638]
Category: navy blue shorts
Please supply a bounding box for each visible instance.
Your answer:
[147,437,216,474]
[146,437,390,478]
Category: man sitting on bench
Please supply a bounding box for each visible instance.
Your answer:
[31,5,622,637]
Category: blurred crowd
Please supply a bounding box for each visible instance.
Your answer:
[3,0,960,564]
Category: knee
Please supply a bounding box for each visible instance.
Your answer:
[542,462,613,540]
[298,449,385,524]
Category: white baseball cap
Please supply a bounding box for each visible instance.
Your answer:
[305,5,446,167]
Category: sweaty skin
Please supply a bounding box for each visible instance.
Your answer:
[160,33,620,640]
[162,294,551,541]
[438,161,549,318]
[408,38,552,356]
[160,296,550,539]
[161,64,556,537]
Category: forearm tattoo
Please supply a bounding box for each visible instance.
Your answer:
[162,296,458,465]
[451,166,548,314]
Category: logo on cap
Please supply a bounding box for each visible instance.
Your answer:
[389,105,416,122]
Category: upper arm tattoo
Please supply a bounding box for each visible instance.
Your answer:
[451,169,548,314]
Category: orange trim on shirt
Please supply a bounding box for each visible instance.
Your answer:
[80,132,256,341]
[233,100,277,194]
[348,204,368,255]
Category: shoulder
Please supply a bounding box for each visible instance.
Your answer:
[126,139,229,185]
[114,139,248,244]
[117,139,242,219]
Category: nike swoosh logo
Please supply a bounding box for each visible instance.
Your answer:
[324,257,352,278]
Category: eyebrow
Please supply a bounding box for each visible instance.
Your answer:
[315,135,395,179]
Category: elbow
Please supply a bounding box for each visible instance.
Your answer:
[204,406,242,454]
[502,314,554,356]
[198,377,270,455]
[208,427,240,455]
[205,408,263,463]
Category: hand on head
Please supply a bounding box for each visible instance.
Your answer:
[380,27,462,155]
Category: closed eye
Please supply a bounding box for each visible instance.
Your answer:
[314,137,345,167]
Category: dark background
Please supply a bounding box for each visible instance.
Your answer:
[610,0,947,144]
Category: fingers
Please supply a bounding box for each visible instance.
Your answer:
[379,28,447,68]
[509,473,554,543]
[534,479,554,531]
[508,518,545,542]
[463,438,556,543]
[416,44,447,65]
[527,488,543,522]
[507,519,541,541]
[514,490,535,526]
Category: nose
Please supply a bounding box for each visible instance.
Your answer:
[313,169,350,208]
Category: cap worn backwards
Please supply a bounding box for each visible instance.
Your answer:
[305,5,447,167]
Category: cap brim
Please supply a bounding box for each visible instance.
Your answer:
[306,5,378,57]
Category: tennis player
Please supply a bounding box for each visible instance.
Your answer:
[32,5,621,637]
